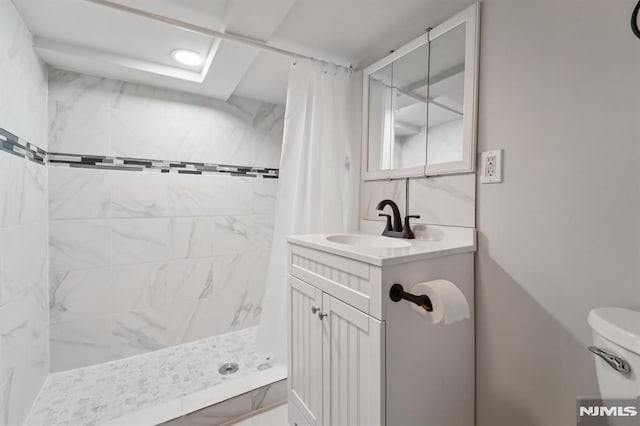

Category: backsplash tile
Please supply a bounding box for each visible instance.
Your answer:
[360,179,406,221]
[409,174,476,228]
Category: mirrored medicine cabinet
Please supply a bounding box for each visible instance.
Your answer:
[361,3,479,180]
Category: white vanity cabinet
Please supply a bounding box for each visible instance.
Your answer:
[288,246,384,426]
[287,232,475,426]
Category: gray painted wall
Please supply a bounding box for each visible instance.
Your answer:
[476,0,640,425]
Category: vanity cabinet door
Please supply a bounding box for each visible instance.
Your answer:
[322,294,384,426]
[289,276,324,426]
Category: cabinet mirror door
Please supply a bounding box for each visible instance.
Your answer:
[425,4,478,175]
[366,44,430,175]
[390,44,430,171]
[366,62,393,173]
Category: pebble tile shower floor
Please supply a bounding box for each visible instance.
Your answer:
[26,327,272,425]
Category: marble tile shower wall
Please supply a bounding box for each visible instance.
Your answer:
[0,0,49,424]
[48,69,283,168]
[48,70,284,372]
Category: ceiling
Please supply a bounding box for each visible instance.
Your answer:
[13,0,475,105]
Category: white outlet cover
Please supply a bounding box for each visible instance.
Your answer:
[480,149,503,183]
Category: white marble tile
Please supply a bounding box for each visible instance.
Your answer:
[49,219,111,273]
[243,367,288,396]
[250,380,287,411]
[0,1,47,152]
[49,166,111,219]
[251,179,278,217]
[360,179,406,221]
[111,262,168,312]
[179,390,253,425]
[0,0,21,67]
[0,221,47,305]
[232,403,288,426]
[0,353,46,426]
[408,173,476,227]
[111,303,195,359]
[112,171,169,218]
[20,159,48,225]
[180,378,251,417]
[211,250,267,328]
[0,3,48,424]
[170,217,217,259]
[111,218,170,265]
[50,267,112,324]
[251,215,275,250]
[212,254,253,297]
[226,98,285,170]
[1,285,48,379]
[109,83,205,160]
[0,156,47,227]
[167,105,257,167]
[0,154,26,228]
[168,174,253,217]
[49,316,113,372]
[251,103,285,169]
[211,216,254,256]
[181,294,246,343]
[49,70,283,167]
[48,69,112,156]
[106,399,184,426]
[165,258,216,304]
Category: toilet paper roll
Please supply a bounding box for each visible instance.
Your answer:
[409,280,470,325]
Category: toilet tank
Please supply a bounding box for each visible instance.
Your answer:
[588,308,640,398]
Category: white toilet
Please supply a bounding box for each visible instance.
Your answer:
[588,307,640,398]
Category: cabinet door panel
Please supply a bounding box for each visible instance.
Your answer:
[322,294,384,426]
[289,276,323,425]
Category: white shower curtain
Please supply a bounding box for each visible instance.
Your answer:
[255,59,361,363]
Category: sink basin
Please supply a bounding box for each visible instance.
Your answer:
[325,234,411,249]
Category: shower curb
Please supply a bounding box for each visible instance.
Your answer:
[161,379,287,426]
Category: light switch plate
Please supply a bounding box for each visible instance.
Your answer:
[480,149,502,183]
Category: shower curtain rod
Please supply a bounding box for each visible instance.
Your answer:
[84,0,352,69]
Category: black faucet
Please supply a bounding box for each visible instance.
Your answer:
[376,199,403,233]
[375,199,420,240]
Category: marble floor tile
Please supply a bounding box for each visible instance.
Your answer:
[27,327,280,426]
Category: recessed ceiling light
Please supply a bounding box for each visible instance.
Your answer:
[171,49,203,67]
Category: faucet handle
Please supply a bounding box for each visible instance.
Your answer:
[378,213,393,232]
[403,215,421,239]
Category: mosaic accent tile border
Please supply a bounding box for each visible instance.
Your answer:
[48,152,279,178]
[0,128,279,178]
[0,128,46,164]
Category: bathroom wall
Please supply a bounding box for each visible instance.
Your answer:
[0,0,49,423]
[476,1,640,425]
[47,69,284,371]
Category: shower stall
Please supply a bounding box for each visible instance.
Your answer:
[0,41,287,424]
[41,69,286,424]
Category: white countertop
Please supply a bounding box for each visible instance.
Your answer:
[288,225,476,267]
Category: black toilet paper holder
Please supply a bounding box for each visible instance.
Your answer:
[389,283,433,312]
